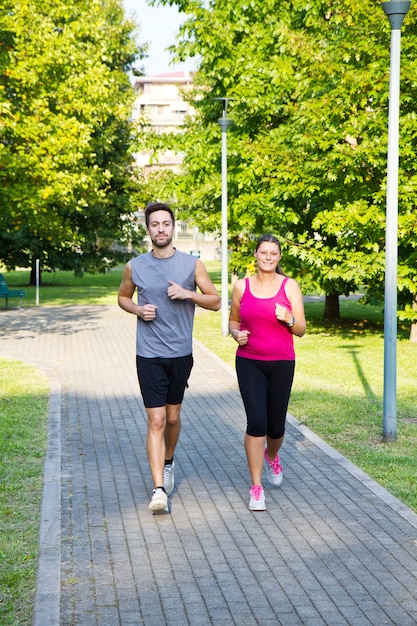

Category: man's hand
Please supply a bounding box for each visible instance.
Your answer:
[167,280,189,301]
[140,304,158,321]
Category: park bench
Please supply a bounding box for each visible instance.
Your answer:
[0,273,26,308]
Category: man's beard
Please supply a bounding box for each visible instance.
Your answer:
[151,234,173,248]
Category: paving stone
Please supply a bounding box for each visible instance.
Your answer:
[1,305,417,626]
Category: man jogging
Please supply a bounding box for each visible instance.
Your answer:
[118,202,220,512]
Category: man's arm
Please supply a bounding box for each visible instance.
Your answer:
[166,259,221,311]
[118,262,157,321]
[118,262,138,314]
[193,259,221,310]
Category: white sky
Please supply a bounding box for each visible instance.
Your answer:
[122,0,193,76]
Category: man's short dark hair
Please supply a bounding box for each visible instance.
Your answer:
[144,202,175,228]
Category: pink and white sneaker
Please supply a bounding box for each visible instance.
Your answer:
[264,448,283,487]
[249,484,266,511]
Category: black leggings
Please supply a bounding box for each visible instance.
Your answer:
[236,356,295,439]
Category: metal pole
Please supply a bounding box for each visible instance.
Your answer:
[381,1,410,441]
[220,125,229,336]
[36,258,40,307]
[215,98,233,336]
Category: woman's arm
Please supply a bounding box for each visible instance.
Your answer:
[229,279,250,345]
[284,278,306,337]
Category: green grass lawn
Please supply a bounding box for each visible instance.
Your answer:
[1,267,124,307]
[0,359,49,626]
[0,264,416,624]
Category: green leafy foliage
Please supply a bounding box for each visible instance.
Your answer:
[151,0,417,335]
[0,0,147,278]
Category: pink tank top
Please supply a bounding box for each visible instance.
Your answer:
[237,277,295,361]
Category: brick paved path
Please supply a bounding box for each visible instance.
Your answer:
[1,305,417,625]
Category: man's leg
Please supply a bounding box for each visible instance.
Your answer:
[162,403,181,496]
[146,406,167,488]
[164,403,182,461]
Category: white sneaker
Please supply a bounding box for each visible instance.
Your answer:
[163,461,175,496]
[149,487,168,512]
[249,484,266,511]
[264,448,283,487]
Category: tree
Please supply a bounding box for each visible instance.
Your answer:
[0,0,147,281]
[152,0,417,338]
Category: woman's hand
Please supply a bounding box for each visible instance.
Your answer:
[231,329,250,346]
[275,304,292,325]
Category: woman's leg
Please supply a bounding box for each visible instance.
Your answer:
[236,357,268,485]
[266,360,295,442]
[265,434,284,462]
[244,434,265,486]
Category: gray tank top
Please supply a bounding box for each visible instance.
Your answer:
[130,250,197,358]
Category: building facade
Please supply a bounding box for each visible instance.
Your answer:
[133,72,220,260]
[133,72,194,174]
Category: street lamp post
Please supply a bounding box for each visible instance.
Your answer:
[215,98,233,336]
[381,0,410,441]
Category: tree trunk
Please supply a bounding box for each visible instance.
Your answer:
[410,295,417,343]
[323,293,340,319]
[29,259,42,286]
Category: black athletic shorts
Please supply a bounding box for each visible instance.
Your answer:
[136,354,194,408]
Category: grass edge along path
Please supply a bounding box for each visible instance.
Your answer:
[0,359,49,626]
